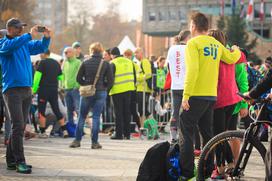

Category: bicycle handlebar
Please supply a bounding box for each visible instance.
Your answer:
[237,92,251,100]
[237,92,271,105]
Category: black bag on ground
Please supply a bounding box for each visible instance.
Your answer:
[137,141,170,181]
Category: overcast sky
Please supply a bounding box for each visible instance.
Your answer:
[69,0,142,21]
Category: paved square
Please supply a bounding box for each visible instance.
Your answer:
[0,133,266,180]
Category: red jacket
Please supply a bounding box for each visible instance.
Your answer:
[214,52,246,109]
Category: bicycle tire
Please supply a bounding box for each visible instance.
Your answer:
[197,130,266,181]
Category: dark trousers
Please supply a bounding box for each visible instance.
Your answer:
[3,87,32,164]
[102,94,112,124]
[194,126,201,150]
[112,91,132,138]
[137,92,150,117]
[179,98,215,178]
[131,91,141,129]
[213,105,236,166]
[65,89,80,124]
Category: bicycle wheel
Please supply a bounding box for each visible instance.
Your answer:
[197,130,266,181]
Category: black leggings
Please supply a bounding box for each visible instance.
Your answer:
[38,88,63,120]
[213,104,236,166]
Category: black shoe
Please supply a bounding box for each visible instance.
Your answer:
[16,163,32,174]
[154,134,159,140]
[7,162,32,170]
[171,139,178,145]
[124,136,130,140]
[110,135,123,140]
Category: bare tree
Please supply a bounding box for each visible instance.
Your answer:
[52,0,138,54]
[0,0,36,28]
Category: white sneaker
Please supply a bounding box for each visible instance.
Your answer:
[63,130,69,138]
[39,133,48,139]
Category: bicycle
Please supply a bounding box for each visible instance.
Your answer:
[197,93,271,180]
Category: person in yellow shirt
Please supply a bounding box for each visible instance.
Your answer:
[179,13,241,181]
[123,49,141,132]
[134,48,153,136]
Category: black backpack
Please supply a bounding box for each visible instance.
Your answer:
[137,141,170,181]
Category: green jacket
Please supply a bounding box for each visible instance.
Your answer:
[63,57,81,89]
[233,63,249,115]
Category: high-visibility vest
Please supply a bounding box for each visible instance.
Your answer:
[156,68,167,89]
[136,58,152,93]
[109,57,135,96]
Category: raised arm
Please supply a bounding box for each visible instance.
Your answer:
[28,26,51,55]
[28,36,50,55]
[0,33,32,55]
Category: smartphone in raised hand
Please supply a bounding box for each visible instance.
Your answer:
[37,26,46,33]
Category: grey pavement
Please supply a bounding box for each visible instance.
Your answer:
[0,133,164,181]
[0,132,266,181]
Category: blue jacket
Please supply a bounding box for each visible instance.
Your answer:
[0,33,50,93]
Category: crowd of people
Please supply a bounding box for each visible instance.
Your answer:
[0,13,271,180]
[0,16,174,174]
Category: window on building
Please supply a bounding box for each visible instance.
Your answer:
[148,12,156,21]
[265,2,272,17]
[254,29,270,38]
[254,3,260,18]
[158,8,167,21]
[169,7,177,21]
[178,8,187,23]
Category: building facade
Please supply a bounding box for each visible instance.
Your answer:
[143,0,272,38]
[34,0,68,35]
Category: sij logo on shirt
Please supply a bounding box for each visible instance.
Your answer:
[203,44,219,60]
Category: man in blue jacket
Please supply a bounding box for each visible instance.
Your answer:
[0,18,50,174]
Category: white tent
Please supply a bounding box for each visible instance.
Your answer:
[31,52,63,62]
[118,36,136,55]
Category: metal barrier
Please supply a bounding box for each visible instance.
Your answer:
[101,70,172,134]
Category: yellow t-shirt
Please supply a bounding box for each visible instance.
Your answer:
[183,35,241,101]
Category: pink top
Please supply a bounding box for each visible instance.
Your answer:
[214,52,246,109]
